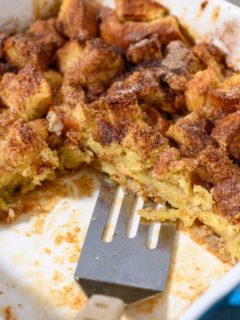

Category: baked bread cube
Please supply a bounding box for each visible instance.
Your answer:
[212,111,240,159]
[152,147,180,173]
[0,120,58,211]
[125,69,169,108]
[57,40,83,75]
[166,112,209,157]
[143,106,171,134]
[209,73,240,111]
[195,145,240,185]
[159,40,201,91]
[56,78,86,107]
[115,0,167,22]
[212,176,240,223]
[4,19,64,69]
[186,67,240,121]
[57,38,124,93]
[185,64,223,120]
[0,64,52,121]
[57,0,101,39]
[108,68,175,113]
[192,42,225,67]
[100,7,186,49]
[126,34,162,64]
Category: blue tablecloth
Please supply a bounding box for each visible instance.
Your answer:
[198,285,240,320]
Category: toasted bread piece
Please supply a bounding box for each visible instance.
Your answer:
[212,111,240,159]
[115,0,167,22]
[126,34,162,64]
[57,0,101,39]
[0,64,52,121]
[57,40,83,75]
[143,106,171,134]
[44,70,63,96]
[192,42,225,67]
[56,78,86,106]
[4,19,64,70]
[186,66,240,121]
[209,73,240,111]
[109,68,176,113]
[185,63,223,119]
[195,145,240,185]
[160,40,201,91]
[57,38,123,93]
[152,147,182,175]
[167,112,209,157]
[100,7,186,49]
[212,176,240,224]
[0,119,58,211]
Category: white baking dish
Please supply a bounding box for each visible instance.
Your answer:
[0,1,239,320]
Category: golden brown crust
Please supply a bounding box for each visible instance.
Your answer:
[57,38,124,96]
[166,112,210,157]
[56,78,86,106]
[209,74,240,111]
[100,7,186,49]
[115,0,167,22]
[212,111,240,159]
[160,40,201,91]
[212,177,240,223]
[192,42,225,67]
[90,88,169,164]
[152,147,181,175]
[108,68,175,113]
[195,145,240,185]
[153,147,196,178]
[4,19,64,70]
[57,0,101,39]
[126,34,162,64]
[57,39,83,75]
[0,120,58,198]
[0,64,52,121]
[93,119,126,145]
[185,64,223,121]
[186,67,240,122]
[143,106,171,134]
[100,89,142,125]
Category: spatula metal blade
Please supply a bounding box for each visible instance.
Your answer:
[75,175,176,303]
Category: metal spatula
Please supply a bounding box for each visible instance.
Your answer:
[75,174,176,319]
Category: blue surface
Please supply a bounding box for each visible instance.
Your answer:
[198,284,240,320]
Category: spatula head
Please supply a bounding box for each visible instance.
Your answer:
[75,175,176,304]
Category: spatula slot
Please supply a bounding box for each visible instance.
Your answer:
[126,196,143,238]
[102,186,124,243]
[146,222,161,250]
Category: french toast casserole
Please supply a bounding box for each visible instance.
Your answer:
[0,0,239,263]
